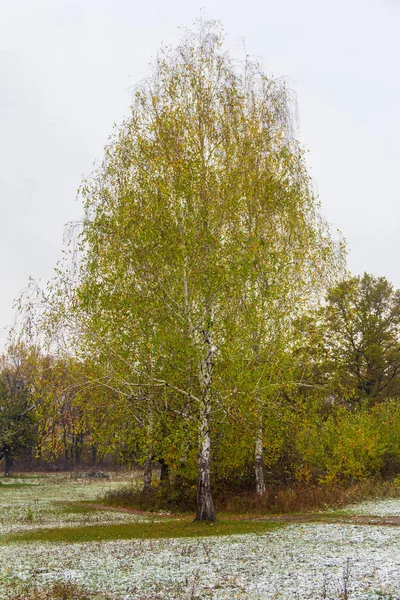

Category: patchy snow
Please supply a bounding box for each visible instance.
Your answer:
[345,497,400,518]
[0,473,149,535]
[1,524,400,599]
[1,476,400,599]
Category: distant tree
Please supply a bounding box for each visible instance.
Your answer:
[0,346,38,476]
[322,273,400,404]
[32,355,89,465]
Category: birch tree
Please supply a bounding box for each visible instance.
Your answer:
[38,20,342,520]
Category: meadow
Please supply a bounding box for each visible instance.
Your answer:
[0,472,399,599]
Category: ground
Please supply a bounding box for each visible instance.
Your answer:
[0,472,399,599]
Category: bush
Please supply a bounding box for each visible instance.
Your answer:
[103,477,197,513]
[294,400,400,484]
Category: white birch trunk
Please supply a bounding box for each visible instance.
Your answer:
[252,339,266,497]
[255,422,266,496]
[195,327,216,522]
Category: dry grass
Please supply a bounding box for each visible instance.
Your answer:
[7,581,110,600]
[103,478,400,516]
[7,583,201,600]
[215,479,400,514]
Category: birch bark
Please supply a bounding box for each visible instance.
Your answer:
[255,420,266,496]
[195,327,216,522]
[252,341,266,496]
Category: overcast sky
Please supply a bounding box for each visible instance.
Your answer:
[1,0,399,350]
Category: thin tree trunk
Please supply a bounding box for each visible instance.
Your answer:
[255,422,266,496]
[143,454,152,493]
[159,458,169,483]
[64,429,69,462]
[75,433,84,464]
[143,410,153,493]
[195,327,216,522]
[5,452,13,477]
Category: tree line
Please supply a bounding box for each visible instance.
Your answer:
[3,272,400,503]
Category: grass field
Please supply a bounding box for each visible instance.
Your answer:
[0,472,399,599]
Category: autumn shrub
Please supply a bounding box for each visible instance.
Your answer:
[219,478,400,513]
[103,477,198,513]
[214,398,400,488]
[294,399,400,484]
[103,399,400,515]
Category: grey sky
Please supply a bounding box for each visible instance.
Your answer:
[1,0,399,350]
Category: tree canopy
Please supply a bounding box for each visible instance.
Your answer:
[19,21,343,519]
[322,273,400,404]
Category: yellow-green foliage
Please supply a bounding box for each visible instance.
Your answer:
[294,400,400,483]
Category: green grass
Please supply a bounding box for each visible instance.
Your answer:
[57,502,102,515]
[316,509,352,519]
[0,482,38,489]
[9,474,42,479]
[0,474,41,480]
[3,517,283,544]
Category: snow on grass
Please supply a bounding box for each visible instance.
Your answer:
[0,473,150,535]
[1,523,400,599]
[0,478,40,486]
[344,497,400,517]
[1,476,400,599]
